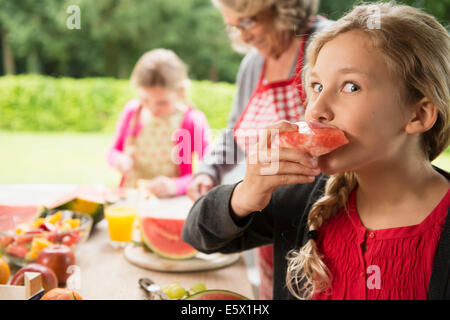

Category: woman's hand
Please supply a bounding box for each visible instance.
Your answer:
[187,174,215,201]
[230,121,321,219]
[146,176,177,198]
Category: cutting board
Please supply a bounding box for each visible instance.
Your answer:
[124,244,240,272]
[125,196,240,272]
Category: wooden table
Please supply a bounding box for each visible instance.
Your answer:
[0,185,255,300]
[76,220,253,299]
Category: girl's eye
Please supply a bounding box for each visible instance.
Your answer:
[342,82,360,93]
[312,83,323,93]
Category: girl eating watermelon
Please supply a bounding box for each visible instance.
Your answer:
[107,49,211,198]
[182,2,450,299]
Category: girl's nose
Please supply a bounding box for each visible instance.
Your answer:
[308,94,334,123]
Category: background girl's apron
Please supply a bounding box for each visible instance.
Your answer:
[233,36,307,299]
[122,109,184,188]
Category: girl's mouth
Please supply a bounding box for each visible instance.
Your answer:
[307,120,340,130]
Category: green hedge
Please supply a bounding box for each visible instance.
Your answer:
[0,75,235,132]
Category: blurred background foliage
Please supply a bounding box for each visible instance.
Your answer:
[0,0,448,133]
[0,0,448,82]
[0,75,235,131]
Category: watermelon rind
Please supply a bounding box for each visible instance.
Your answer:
[134,240,153,253]
[141,228,197,260]
[185,290,250,300]
[46,198,104,227]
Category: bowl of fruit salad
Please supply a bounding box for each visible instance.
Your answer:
[0,210,93,267]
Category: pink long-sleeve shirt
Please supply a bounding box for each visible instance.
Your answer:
[107,99,211,196]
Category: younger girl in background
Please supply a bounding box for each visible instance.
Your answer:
[183,3,450,299]
[107,49,211,198]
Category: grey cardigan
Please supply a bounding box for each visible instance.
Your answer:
[197,16,334,185]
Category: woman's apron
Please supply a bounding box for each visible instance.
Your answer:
[121,108,185,188]
[233,36,307,300]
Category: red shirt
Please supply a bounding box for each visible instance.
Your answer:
[313,187,450,300]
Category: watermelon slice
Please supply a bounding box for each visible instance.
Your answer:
[278,121,349,157]
[47,186,104,226]
[185,290,249,300]
[141,217,198,260]
[5,244,29,259]
[0,205,44,232]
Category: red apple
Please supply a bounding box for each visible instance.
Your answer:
[10,263,58,292]
[36,244,76,285]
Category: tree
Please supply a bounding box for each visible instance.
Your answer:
[0,0,448,81]
[0,0,243,81]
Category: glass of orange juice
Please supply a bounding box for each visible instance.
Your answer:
[104,205,137,248]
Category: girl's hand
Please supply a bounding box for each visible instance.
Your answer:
[187,174,215,201]
[147,176,177,198]
[117,153,134,173]
[230,121,321,219]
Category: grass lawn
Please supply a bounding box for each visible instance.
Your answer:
[1,131,449,185]
[0,131,121,185]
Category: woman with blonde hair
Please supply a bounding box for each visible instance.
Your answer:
[183,2,450,299]
[187,0,331,299]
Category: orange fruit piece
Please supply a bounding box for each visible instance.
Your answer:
[40,288,83,300]
[0,257,11,285]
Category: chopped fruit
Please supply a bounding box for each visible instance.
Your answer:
[46,211,63,224]
[31,237,53,252]
[38,222,57,232]
[61,218,80,231]
[26,237,53,260]
[59,222,72,232]
[61,232,80,246]
[6,244,28,259]
[15,224,30,234]
[1,210,87,265]
[0,236,14,248]
[15,234,34,245]
[30,218,46,229]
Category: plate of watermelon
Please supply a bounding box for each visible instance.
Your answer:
[125,214,240,272]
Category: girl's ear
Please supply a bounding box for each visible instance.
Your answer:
[405,97,438,134]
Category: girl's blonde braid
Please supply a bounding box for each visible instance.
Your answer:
[286,171,357,299]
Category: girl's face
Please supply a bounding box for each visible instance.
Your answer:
[305,30,416,175]
[220,5,274,58]
[138,86,179,117]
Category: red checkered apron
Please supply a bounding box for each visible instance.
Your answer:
[233,36,307,300]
